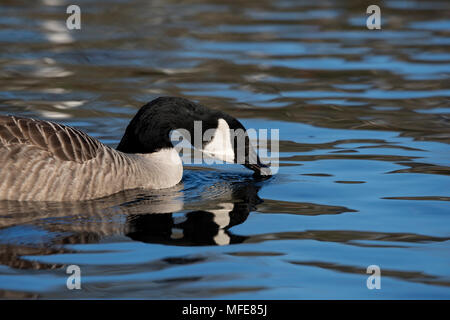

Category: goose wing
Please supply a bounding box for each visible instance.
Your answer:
[0,115,102,163]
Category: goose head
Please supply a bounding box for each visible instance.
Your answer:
[116,97,271,176]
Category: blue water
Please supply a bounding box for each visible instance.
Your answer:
[0,0,449,299]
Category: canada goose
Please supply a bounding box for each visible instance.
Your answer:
[0,97,270,201]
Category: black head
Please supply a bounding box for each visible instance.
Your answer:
[117,97,271,176]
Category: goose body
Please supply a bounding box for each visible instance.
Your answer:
[0,97,269,201]
[0,115,182,201]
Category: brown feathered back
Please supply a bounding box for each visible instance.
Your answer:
[0,115,101,163]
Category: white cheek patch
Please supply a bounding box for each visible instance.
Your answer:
[203,118,235,163]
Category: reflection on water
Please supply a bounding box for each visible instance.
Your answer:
[0,0,449,298]
[0,173,263,269]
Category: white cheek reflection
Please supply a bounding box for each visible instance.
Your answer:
[170,228,184,239]
[170,202,234,245]
[212,202,233,229]
[211,202,233,245]
[213,229,230,246]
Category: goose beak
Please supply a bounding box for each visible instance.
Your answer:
[245,162,272,177]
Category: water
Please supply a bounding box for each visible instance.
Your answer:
[0,0,449,299]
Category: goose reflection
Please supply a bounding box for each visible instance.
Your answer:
[126,180,262,246]
[0,172,265,259]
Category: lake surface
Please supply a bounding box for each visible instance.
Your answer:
[0,0,449,299]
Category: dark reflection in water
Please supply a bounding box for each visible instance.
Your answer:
[0,172,265,269]
[126,181,262,246]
